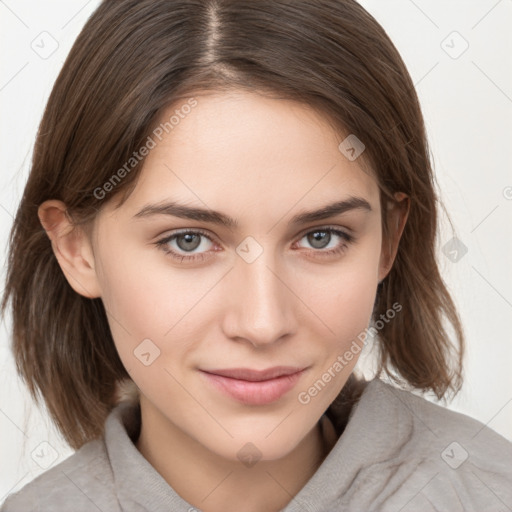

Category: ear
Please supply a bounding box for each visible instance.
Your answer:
[38,200,102,299]
[378,192,410,283]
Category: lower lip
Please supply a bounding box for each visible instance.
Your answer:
[200,370,305,405]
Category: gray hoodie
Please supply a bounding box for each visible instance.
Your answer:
[2,377,511,511]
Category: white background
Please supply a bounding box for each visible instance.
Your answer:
[1,0,511,503]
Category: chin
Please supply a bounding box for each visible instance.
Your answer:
[202,427,307,465]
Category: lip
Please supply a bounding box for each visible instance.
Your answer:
[199,366,307,405]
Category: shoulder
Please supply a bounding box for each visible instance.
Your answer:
[360,379,512,511]
[375,378,512,461]
[0,438,120,512]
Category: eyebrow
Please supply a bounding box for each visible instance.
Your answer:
[132,196,372,229]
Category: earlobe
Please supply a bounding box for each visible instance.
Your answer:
[378,192,410,282]
[38,200,102,299]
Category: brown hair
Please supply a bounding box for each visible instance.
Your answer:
[1,0,465,450]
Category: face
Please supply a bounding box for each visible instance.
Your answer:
[54,90,398,462]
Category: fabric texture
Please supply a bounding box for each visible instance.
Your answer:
[2,377,512,511]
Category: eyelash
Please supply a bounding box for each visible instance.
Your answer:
[155,226,355,263]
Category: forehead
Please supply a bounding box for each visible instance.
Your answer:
[104,90,379,222]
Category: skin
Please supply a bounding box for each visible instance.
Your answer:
[38,90,409,512]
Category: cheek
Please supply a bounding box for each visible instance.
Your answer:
[94,236,173,362]
[97,229,179,323]
[294,253,379,405]
[313,278,375,366]
[304,236,380,339]
[95,235,208,387]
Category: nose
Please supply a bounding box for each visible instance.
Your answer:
[221,249,297,348]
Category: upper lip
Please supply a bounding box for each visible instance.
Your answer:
[201,366,306,382]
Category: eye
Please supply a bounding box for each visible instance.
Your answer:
[155,229,217,263]
[155,226,355,263]
[294,227,354,258]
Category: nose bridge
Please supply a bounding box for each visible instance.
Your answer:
[224,240,295,346]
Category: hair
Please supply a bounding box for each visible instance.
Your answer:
[1,0,465,450]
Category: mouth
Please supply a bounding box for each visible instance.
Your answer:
[199,366,308,405]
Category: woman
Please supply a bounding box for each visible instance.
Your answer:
[2,1,511,511]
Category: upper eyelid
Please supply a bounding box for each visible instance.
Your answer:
[295,224,352,238]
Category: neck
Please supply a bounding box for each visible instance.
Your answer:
[135,398,339,512]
